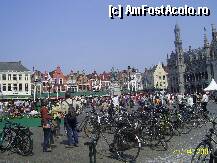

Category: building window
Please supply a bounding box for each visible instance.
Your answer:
[25,84,29,92]
[55,78,58,84]
[2,74,6,80]
[13,74,17,80]
[8,74,11,80]
[163,75,165,80]
[159,76,161,80]
[25,74,28,81]
[3,84,6,91]
[19,84,22,91]
[8,84,12,91]
[205,71,208,80]
[60,78,63,85]
[13,84,17,91]
[19,74,22,80]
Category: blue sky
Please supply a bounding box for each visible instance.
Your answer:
[0,0,216,74]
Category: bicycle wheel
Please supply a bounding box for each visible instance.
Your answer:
[0,128,14,151]
[188,118,200,129]
[150,139,168,151]
[112,127,141,162]
[140,125,152,146]
[161,123,174,142]
[16,134,33,156]
[96,132,114,157]
[180,122,192,134]
[191,142,211,163]
[149,131,168,151]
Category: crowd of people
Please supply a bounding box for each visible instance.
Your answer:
[0,90,215,152]
[38,91,213,152]
[0,99,36,117]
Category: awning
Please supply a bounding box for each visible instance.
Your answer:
[71,91,109,97]
[1,95,31,99]
[204,78,217,91]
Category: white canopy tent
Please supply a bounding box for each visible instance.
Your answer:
[204,79,217,91]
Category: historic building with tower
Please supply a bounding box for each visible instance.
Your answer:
[167,24,217,93]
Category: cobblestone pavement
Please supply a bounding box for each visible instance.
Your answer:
[1,102,217,163]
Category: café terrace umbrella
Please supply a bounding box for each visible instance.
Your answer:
[204,78,217,91]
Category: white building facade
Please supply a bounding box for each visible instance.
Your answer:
[127,72,143,92]
[0,62,31,98]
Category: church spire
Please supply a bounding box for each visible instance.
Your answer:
[174,23,181,43]
[204,27,209,48]
[212,24,216,33]
[174,24,185,94]
[174,23,183,55]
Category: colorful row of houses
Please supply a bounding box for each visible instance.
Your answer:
[31,65,145,95]
[0,61,168,99]
[32,66,112,94]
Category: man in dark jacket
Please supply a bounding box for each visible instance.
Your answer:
[64,93,78,148]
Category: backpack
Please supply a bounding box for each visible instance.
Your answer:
[65,101,77,119]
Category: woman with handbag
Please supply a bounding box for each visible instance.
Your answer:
[40,100,52,152]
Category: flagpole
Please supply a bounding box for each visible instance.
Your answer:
[33,84,36,102]
[57,85,59,99]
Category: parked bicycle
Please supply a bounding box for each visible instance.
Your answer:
[191,117,217,163]
[81,109,142,162]
[0,118,33,156]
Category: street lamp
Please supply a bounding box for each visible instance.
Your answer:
[47,80,52,99]
[47,79,55,110]
[0,82,4,100]
[0,91,3,100]
[33,82,37,102]
[128,66,132,95]
[33,80,42,102]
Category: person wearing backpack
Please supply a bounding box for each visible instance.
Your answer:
[64,107,78,148]
[62,92,78,148]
